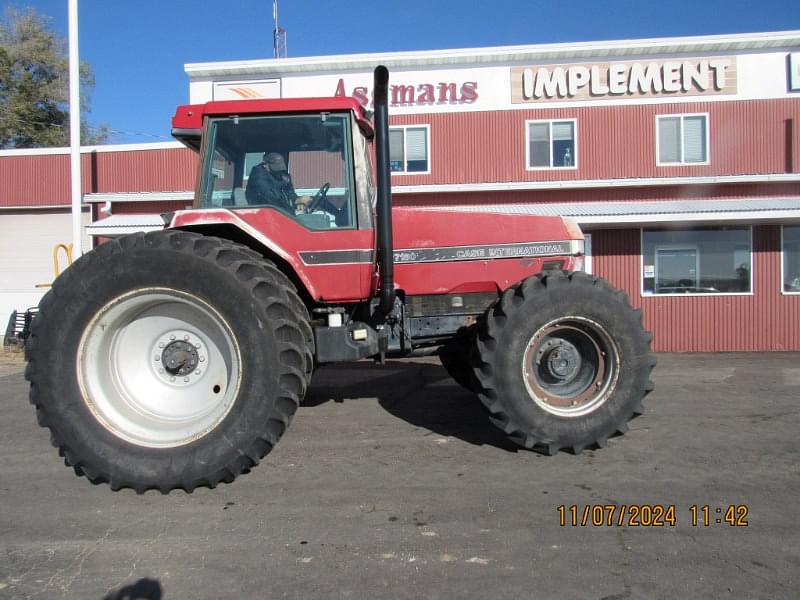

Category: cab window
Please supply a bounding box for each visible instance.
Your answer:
[200,113,357,230]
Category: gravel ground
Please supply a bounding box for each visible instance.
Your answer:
[1,352,798,599]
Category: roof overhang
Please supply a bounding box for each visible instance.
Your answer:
[0,141,184,158]
[427,198,800,227]
[84,191,194,204]
[184,30,800,79]
[394,173,800,195]
[85,214,165,237]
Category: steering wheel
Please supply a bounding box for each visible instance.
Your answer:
[307,182,330,213]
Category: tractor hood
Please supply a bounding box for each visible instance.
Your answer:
[389,207,585,296]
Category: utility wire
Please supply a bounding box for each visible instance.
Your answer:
[0,114,171,141]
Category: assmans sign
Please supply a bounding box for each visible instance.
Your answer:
[511,57,737,103]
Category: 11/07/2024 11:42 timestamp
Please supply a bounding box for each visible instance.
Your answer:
[557,504,750,527]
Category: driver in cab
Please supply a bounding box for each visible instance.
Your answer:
[245,152,311,213]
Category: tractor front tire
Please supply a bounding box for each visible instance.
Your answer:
[473,270,655,454]
[25,230,310,492]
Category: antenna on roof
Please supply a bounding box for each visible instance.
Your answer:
[273,0,287,58]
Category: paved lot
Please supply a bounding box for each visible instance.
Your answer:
[1,349,798,599]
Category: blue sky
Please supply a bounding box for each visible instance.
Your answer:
[14,0,800,144]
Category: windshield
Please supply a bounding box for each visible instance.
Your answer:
[199,113,356,230]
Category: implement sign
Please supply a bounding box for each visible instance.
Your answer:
[511,57,737,103]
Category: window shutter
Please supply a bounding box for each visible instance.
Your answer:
[406,128,427,161]
[683,116,707,162]
[552,121,574,141]
[531,122,550,143]
[658,117,681,163]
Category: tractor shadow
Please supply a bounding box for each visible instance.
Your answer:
[304,359,519,452]
[103,577,163,600]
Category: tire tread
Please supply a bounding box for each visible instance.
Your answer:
[472,270,656,454]
[26,230,313,493]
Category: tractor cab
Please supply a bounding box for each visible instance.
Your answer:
[173,98,376,233]
[170,97,382,306]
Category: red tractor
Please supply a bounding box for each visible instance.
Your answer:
[25,68,655,493]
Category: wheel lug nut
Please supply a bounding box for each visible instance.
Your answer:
[195,370,201,375]
[154,356,160,362]
[159,368,164,374]
[170,335,176,341]
[184,377,190,383]
[199,356,205,362]
[170,376,175,382]
[158,342,165,348]
[184,335,189,341]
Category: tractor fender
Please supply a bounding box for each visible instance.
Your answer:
[167,208,322,301]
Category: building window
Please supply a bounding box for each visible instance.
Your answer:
[526,119,576,169]
[389,126,429,174]
[642,227,752,295]
[656,114,708,165]
[783,225,800,293]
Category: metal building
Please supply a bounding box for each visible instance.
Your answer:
[2,31,799,351]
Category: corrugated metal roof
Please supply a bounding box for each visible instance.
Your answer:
[422,198,800,224]
[85,214,165,237]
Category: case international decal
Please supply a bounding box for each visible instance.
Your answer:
[511,57,738,103]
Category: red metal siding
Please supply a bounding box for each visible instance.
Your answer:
[0,148,197,208]
[3,97,797,209]
[0,154,72,207]
[592,226,800,351]
[85,149,197,193]
[389,98,800,186]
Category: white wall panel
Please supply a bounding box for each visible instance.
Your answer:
[0,210,90,326]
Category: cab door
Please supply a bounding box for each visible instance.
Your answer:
[194,110,376,303]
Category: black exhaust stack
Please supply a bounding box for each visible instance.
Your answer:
[373,66,395,315]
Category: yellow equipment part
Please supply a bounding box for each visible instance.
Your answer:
[36,244,74,289]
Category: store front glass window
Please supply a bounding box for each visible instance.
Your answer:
[783,225,800,293]
[642,227,752,295]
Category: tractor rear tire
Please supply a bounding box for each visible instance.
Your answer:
[473,270,655,454]
[25,230,311,492]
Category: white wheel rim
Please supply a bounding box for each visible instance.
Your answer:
[77,288,242,448]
